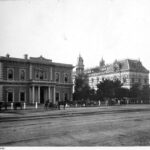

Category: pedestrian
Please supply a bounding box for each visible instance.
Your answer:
[118,100,120,105]
[98,100,101,107]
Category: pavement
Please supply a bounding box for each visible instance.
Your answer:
[1,104,150,118]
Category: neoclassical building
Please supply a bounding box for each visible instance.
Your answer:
[74,55,149,90]
[0,54,73,104]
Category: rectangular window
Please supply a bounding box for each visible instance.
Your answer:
[44,71,48,80]
[20,92,25,102]
[55,72,60,82]
[40,71,44,80]
[132,78,134,83]
[20,69,26,80]
[138,79,141,83]
[35,69,48,81]
[35,70,39,80]
[7,68,14,80]
[7,92,13,102]
[65,93,68,101]
[56,92,59,102]
[64,73,69,83]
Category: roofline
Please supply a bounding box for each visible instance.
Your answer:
[0,56,74,68]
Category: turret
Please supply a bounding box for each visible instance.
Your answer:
[99,57,105,68]
[76,54,84,75]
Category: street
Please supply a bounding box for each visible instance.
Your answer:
[1,105,150,146]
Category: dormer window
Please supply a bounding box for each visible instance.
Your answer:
[7,68,14,80]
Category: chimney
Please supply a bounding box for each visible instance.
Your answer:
[24,54,28,59]
[6,54,10,58]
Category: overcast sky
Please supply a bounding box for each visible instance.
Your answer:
[0,0,150,71]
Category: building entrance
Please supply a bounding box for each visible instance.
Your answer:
[40,87,46,104]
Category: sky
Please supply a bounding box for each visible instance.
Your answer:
[0,0,150,71]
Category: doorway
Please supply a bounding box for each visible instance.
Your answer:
[40,87,45,104]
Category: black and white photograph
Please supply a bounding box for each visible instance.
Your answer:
[0,0,150,148]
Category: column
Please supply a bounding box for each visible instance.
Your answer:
[53,86,56,104]
[48,86,51,101]
[32,86,35,104]
[38,86,40,103]
[29,87,32,103]
[50,67,53,80]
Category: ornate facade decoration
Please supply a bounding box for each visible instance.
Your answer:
[0,54,74,104]
[74,56,149,90]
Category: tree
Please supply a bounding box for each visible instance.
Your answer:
[96,79,124,103]
[116,88,130,99]
[73,73,90,101]
[129,83,150,104]
[140,85,150,103]
[129,83,141,99]
[89,88,96,101]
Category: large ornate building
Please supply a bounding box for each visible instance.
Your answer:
[0,54,73,104]
[74,55,149,90]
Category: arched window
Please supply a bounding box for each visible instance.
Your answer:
[7,69,14,80]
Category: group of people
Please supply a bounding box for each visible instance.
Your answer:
[44,99,67,110]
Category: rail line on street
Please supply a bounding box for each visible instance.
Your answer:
[0,107,150,124]
[1,106,150,146]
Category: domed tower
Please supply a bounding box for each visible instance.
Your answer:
[99,57,105,68]
[76,54,84,75]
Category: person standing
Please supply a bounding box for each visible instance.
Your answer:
[98,100,101,107]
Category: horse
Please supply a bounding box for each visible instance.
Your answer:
[44,100,49,110]
[57,101,67,110]
[44,100,58,110]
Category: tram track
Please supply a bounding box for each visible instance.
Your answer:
[1,106,150,146]
[0,107,150,123]
[1,112,150,146]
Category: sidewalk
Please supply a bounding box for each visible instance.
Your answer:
[0,104,105,118]
[0,104,150,119]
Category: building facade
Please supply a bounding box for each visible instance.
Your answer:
[0,54,73,104]
[74,55,149,90]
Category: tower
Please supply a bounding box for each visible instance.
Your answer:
[99,57,105,68]
[76,54,84,75]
